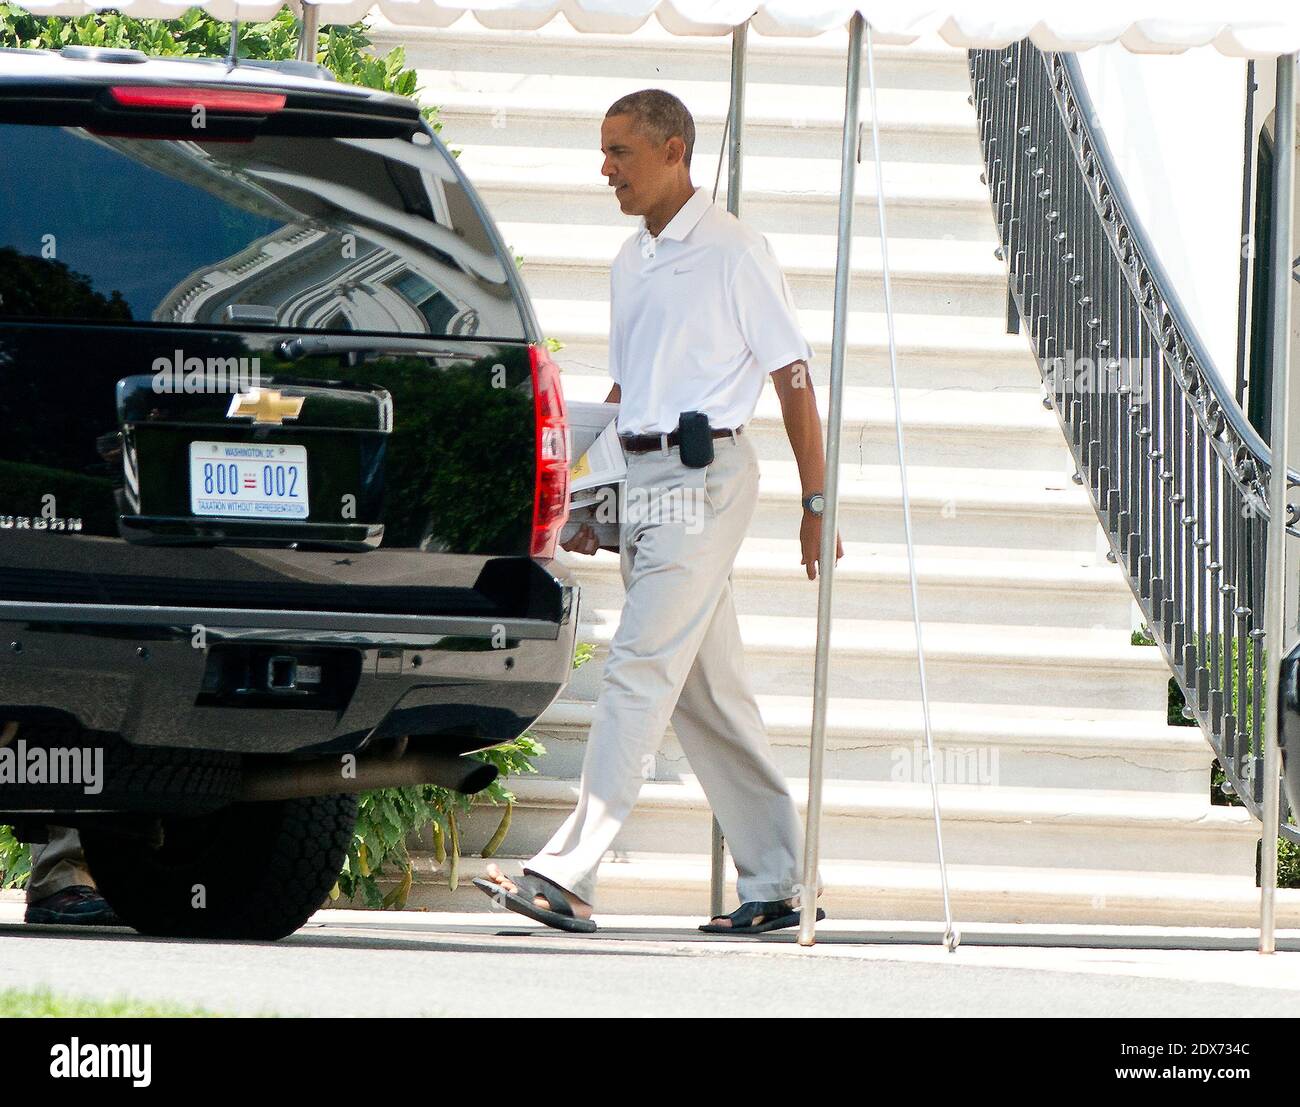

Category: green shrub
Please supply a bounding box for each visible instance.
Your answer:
[0,5,442,131]
[0,824,29,890]
[340,641,594,908]
[1136,622,1300,887]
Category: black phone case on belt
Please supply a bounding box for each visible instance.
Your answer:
[677,410,714,468]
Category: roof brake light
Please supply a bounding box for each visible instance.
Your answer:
[107,87,287,113]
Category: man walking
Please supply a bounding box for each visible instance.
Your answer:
[477,89,842,933]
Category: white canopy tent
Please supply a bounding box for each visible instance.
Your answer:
[10,0,1300,53]
[9,0,1300,951]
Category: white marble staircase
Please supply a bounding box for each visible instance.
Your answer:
[368,12,1299,926]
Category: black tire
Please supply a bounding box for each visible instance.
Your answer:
[0,725,241,815]
[82,793,357,940]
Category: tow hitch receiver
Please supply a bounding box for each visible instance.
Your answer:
[198,645,359,709]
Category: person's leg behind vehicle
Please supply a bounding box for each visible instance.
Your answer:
[25,825,120,925]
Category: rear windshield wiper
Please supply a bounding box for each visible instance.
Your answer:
[277,334,474,361]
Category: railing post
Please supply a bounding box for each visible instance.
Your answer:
[797,10,861,949]
[707,18,748,925]
[1260,50,1296,955]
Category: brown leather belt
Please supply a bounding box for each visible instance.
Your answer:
[619,425,743,454]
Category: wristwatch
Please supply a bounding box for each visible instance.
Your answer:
[801,490,826,517]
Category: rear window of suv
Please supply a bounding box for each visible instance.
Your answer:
[0,121,528,339]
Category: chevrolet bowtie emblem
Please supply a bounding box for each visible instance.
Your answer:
[226,388,304,425]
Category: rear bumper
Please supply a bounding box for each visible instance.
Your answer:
[0,583,579,755]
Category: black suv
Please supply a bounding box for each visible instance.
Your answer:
[0,46,577,938]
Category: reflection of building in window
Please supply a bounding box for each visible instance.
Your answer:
[390,270,479,335]
[156,226,482,334]
[82,132,522,337]
[321,308,354,333]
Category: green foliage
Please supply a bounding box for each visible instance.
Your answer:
[1137,622,1300,887]
[1162,629,1268,743]
[337,646,594,909]
[0,985,227,1017]
[1280,838,1300,887]
[1133,622,1266,729]
[0,4,443,131]
[0,823,30,890]
[277,347,536,550]
[336,735,539,909]
[1210,761,1300,887]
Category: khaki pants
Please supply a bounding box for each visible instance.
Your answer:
[527,429,820,909]
[26,825,93,902]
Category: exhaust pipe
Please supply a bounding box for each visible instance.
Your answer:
[239,750,498,804]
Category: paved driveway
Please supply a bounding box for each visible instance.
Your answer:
[3,900,1300,1017]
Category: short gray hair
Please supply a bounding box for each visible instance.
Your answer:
[605,89,696,170]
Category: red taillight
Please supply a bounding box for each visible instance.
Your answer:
[530,343,569,559]
[107,86,287,113]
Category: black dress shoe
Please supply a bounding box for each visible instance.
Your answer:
[24,884,123,926]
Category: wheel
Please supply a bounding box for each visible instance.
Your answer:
[81,793,357,940]
[0,724,241,814]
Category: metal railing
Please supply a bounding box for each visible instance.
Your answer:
[968,41,1300,840]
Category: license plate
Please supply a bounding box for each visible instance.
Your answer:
[189,442,309,520]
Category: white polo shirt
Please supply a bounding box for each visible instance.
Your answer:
[608,185,813,437]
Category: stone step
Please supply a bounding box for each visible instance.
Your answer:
[363,14,1233,930]
[427,73,983,166]
[539,296,1034,394]
[560,375,1071,472]
[449,777,1260,877]
[383,852,1300,928]
[460,144,995,241]
[508,221,1003,280]
[563,531,1113,567]
[567,611,1174,710]
[554,337,1036,393]
[561,536,1132,629]
[677,458,1105,552]
[507,221,1009,318]
[533,695,1210,794]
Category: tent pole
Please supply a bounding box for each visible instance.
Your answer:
[1260,50,1296,956]
[709,19,749,923]
[862,19,957,953]
[797,11,861,948]
[297,1,320,63]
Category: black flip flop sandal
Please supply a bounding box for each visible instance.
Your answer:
[473,870,597,933]
[698,899,825,934]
